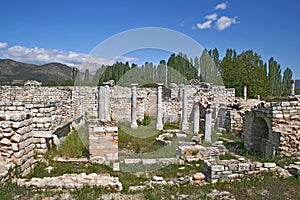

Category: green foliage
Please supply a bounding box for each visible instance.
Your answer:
[220,50,270,98]
[200,49,223,85]
[282,67,293,96]
[268,57,282,96]
[219,153,237,160]
[57,128,89,158]
[137,114,151,126]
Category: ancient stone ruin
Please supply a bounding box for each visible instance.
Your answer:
[0,79,300,189]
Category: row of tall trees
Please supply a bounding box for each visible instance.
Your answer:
[76,48,293,99]
[220,49,293,98]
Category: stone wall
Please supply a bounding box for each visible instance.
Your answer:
[243,101,300,157]
[72,86,98,118]
[203,159,278,183]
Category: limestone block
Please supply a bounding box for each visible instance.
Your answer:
[263,162,276,168]
[211,165,225,172]
[0,138,11,145]
[238,163,250,171]
[11,134,22,143]
[11,143,19,151]
[1,122,10,129]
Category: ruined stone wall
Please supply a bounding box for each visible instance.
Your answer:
[110,86,157,121]
[0,86,75,177]
[204,159,278,183]
[270,101,300,156]
[72,86,98,118]
[243,101,300,157]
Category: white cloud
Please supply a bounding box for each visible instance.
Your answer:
[205,13,218,21]
[0,42,8,49]
[215,16,238,30]
[5,45,107,72]
[197,20,213,29]
[215,2,227,10]
[2,45,138,72]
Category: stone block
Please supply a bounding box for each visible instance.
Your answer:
[211,165,225,172]
[32,131,52,138]
[263,162,276,168]
[142,159,157,165]
[0,138,11,145]
[113,162,120,172]
[238,163,250,171]
[124,159,141,164]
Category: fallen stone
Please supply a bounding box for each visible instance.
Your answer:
[263,163,276,168]
[193,172,205,181]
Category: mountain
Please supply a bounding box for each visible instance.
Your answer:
[0,59,73,85]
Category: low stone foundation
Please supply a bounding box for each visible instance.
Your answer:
[14,173,122,191]
[203,159,278,183]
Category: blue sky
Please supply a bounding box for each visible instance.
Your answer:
[0,0,299,78]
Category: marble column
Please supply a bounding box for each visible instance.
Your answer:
[193,103,199,134]
[243,85,247,101]
[131,83,138,129]
[181,86,189,131]
[156,83,164,130]
[290,80,295,96]
[104,84,111,121]
[204,108,212,143]
[178,84,184,99]
[98,86,105,120]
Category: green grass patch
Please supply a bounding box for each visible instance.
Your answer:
[221,131,242,142]
[118,127,163,154]
[219,153,237,160]
[57,129,89,158]
[163,122,180,130]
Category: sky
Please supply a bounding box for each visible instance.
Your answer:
[0,0,299,78]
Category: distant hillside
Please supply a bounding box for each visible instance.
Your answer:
[0,59,73,85]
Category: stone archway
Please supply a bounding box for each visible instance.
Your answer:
[243,110,276,157]
[251,117,269,153]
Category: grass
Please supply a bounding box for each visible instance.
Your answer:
[163,122,180,130]
[219,153,237,160]
[141,172,300,200]
[221,131,242,142]
[118,127,163,154]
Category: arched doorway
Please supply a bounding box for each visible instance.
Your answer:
[251,117,269,153]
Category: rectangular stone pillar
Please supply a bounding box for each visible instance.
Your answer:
[104,84,111,121]
[243,85,247,101]
[290,80,295,96]
[193,103,199,134]
[131,83,138,129]
[178,84,184,99]
[98,86,105,120]
[156,83,163,130]
[204,108,212,143]
[181,86,189,131]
